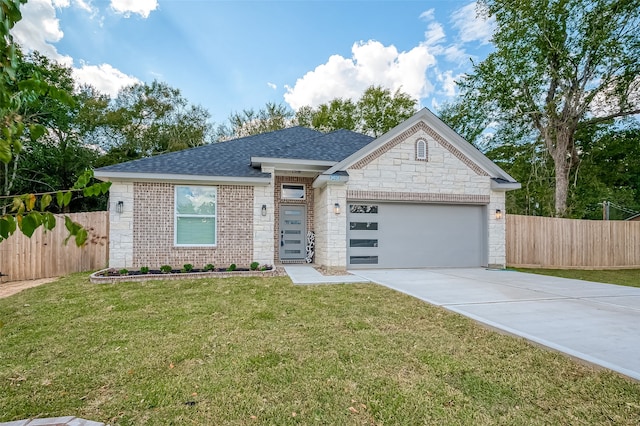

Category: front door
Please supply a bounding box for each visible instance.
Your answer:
[279,205,306,260]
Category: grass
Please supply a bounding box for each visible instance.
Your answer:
[515,268,640,288]
[1,274,639,425]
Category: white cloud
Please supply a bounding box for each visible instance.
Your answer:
[424,22,446,47]
[436,70,462,97]
[74,0,95,13]
[73,63,140,97]
[110,0,158,18]
[451,2,495,45]
[419,8,435,21]
[284,40,435,110]
[267,82,277,90]
[12,0,140,98]
[284,3,497,112]
[11,0,73,66]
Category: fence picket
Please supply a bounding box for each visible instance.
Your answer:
[0,212,109,282]
[506,214,640,269]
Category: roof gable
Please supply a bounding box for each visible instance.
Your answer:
[326,108,518,184]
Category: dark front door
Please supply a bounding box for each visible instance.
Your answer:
[279,205,306,260]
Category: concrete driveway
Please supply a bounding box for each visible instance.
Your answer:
[351,268,640,381]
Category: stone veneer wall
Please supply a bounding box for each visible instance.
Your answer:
[108,181,134,268]
[273,176,315,261]
[313,183,347,270]
[344,122,506,268]
[488,190,506,268]
[253,175,275,265]
[346,126,490,196]
[132,182,254,269]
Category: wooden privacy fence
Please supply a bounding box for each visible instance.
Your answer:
[0,211,109,282]
[506,214,640,269]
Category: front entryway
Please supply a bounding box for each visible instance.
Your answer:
[279,205,306,261]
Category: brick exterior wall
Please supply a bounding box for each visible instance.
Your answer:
[132,182,254,269]
[273,176,315,261]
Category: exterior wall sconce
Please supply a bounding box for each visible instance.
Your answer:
[116,201,124,214]
[261,204,267,216]
[495,209,502,220]
[334,203,341,215]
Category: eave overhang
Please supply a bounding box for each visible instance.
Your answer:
[94,171,272,186]
[250,157,336,173]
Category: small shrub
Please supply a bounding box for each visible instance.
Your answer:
[160,265,172,274]
[118,268,129,275]
[260,265,267,271]
[140,266,150,274]
[250,261,260,271]
[183,263,194,273]
[204,263,215,272]
[227,263,237,272]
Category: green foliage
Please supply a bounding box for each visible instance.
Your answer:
[226,263,237,272]
[160,265,172,274]
[296,85,418,136]
[217,102,293,140]
[456,0,640,216]
[118,268,129,275]
[140,266,150,274]
[250,261,259,271]
[0,170,110,246]
[203,263,215,272]
[91,80,214,166]
[182,263,194,273]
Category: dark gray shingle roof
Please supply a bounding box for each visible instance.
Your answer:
[96,127,373,178]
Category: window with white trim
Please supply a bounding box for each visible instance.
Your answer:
[174,186,217,246]
[416,139,428,161]
[281,183,305,200]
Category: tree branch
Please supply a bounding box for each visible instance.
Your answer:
[580,108,640,126]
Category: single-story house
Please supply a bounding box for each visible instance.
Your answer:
[94,108,520,271]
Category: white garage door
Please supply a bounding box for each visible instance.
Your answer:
[347,202,487,269]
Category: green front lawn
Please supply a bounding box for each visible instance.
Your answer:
[1,274,639,425]
[515,268,640,288]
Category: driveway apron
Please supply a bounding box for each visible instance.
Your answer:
[351,268,640,381]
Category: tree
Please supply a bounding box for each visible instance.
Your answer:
[1,52,107,212]
[458,0,640,216]
[296,86,418,137]
[568,122,640,219]
[358,86,418,137]
[92,80,214,166]
[0,0,109,245]
[296,98,358,133]
[216,102,294,141]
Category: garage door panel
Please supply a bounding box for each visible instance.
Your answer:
[347,202,486,269]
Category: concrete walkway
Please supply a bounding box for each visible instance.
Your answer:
[351,268,640,381]
[284,265,370,284]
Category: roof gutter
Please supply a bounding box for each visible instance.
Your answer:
[94,171,272,186]
[490,180,522,191]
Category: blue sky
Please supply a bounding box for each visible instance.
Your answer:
[12,0,495,124]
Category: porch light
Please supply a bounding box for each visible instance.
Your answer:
[116,201,124,214]
[334,203,341,215]
[261,204,267,216]
[495,209,502,220]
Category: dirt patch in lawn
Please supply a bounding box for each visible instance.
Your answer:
[0,277,58,299]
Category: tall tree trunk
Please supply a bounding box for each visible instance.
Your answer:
[548,127,576,217]
[553,156,571,217]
